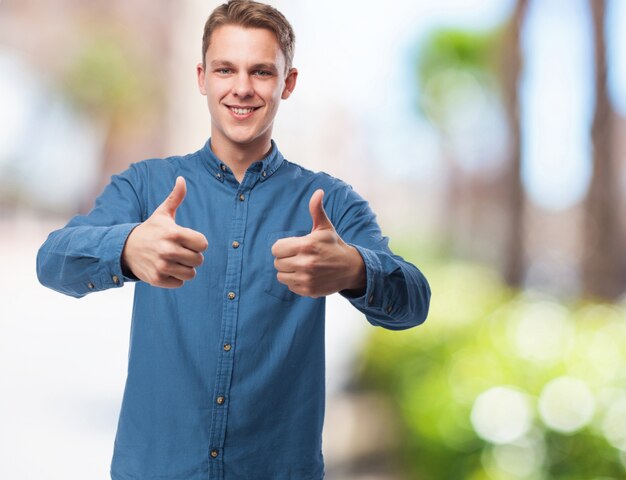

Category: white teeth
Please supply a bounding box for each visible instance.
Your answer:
[231,107,255,115]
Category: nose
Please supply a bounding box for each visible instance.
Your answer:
[232,72,254,98]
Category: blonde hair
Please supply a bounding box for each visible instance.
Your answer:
[202,0,296,70]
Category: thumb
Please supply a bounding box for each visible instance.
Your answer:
[309,189,333,232]
[158,176,187,219]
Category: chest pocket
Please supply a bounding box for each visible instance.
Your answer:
[265,230,309,301]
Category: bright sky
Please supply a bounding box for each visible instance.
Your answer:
[285,0,626,211]
[1,0,625,211]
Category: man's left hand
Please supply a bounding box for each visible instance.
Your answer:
[271,189,366,298]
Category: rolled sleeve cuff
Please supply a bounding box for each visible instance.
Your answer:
[340,244,384,309]
[92,222,141,291]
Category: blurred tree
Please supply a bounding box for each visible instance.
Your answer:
[582,0,624,300]
[416,1,528,288]
[417,28,499,254]
[61,28,163,210]
[499,0,528,287]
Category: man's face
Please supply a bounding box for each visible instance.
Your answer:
[197,25,297,154]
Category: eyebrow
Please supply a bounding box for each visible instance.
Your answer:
[250,63,278,72]
[209,60,278,72]
[210,60,235,68]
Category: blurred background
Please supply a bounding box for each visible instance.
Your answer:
[2,0,626,478]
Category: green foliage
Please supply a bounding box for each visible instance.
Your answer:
[358,256,626,479]
[61,32,158,120]
[415,27,503,128]
[418,29,499,81]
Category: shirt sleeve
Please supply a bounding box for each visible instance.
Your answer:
[328,183,431,330]
[36,163,146,298]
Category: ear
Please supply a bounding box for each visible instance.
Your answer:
[281,67,298,100]
[197,63,207,96]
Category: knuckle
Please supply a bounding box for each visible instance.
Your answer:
[156,241,173,258]
[302,259,317,273]
[164,244,178,259]
[168,227,184,242]
[301,241,318,255]
[298,272,313,285]
[155,260,169,274]
[154,271,168,283]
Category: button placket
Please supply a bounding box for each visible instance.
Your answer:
[208,184,252,478]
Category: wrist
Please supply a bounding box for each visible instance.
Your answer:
[120,224,140,280]
[343,245,366,296]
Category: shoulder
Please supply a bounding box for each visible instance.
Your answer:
[138,150,202,174]
[118,149,204,183]
[277,158,368,225]
[279,158,354,194]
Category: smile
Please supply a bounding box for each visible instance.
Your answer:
[231,107,256,114]
[227,105,261,118]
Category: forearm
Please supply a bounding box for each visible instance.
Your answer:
[37,223,140,298]
[341,245,430,330]
[36,163,147,297]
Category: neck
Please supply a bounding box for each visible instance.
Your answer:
[210,135,273,182]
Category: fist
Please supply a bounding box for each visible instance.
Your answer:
[271,189,366,298]
[122,176,208,288]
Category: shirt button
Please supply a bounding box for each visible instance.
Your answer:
[216,173,222,179]
[210,449,219,458]
[368,294,374,304]
[223,344,232,352]
[112,275,120,284]
[228,292,236,300]
[386,304,393,314]
[216,396,225,405]
[261,171,267,177]
[220,164,227,172]
[87,282,95,289]
[239,194,245,201]
[232,241,240,249]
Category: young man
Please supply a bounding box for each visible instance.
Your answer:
[37,1,431,478]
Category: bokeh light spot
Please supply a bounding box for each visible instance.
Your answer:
[602,394,626,451]
[491,434,545,477]
[538,376,595,433]
[471,386,532,444]
[510,301,573,364]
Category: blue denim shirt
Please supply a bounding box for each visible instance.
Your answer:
[36,139,430,480]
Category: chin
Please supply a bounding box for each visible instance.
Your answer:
[225,128,267,146]
[226,134,258,146]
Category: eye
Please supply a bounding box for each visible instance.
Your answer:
[254,70,273,77]
[216,68,232,75]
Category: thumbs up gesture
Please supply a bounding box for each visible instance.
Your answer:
[271,189,366,298]
[122,176,209,288]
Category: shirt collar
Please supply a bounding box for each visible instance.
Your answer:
[201,138,284,184]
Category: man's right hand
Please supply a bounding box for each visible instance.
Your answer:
[122,176,208,288]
